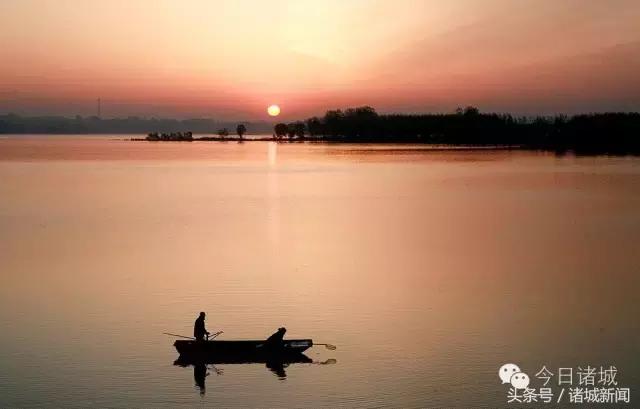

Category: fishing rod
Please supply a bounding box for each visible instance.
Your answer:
[163,331,224,340]
[163,332,334,349]
[163,332,194,340]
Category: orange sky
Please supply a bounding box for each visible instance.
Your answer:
[1,0,639,119]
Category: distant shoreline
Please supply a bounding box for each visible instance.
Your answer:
[3,107,639,154]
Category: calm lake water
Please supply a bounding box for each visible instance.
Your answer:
[1,136,639,408]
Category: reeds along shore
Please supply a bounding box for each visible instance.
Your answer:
[145,132,193,141]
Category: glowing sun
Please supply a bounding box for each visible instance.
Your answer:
[267,104,281,116]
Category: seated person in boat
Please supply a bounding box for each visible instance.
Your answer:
[194,312,210,341]
[264,327,287,349]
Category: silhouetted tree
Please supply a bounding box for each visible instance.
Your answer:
[323,109,345,137]
[285,122,305,139]
[236,124,246,139]
[455,106,480,116]
[464,106,480,116]
[293,121,305,139]
[286,123,296,139]
[274,123,288,140]
[343,106,378,139]
[306,116,322,136]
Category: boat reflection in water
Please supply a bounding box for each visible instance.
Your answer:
[192,362,207,395]
[172,338,336,394]
[174,353,331,395]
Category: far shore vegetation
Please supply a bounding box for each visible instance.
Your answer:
[1,106,639,154]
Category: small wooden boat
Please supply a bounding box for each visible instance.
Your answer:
[173,339,313,360]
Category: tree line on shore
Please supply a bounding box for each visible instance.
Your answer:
[2,107,639,153]
[276,106,639,154]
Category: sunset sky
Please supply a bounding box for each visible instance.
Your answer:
[1,0,639,120]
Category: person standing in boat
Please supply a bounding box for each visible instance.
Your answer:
[194,312,210,341]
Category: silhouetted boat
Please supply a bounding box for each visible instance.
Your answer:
[173,339,313,361]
